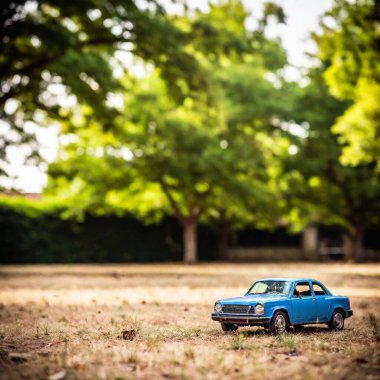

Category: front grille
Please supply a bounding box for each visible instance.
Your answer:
[222,304,250,313]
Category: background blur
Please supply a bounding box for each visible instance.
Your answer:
[1,0,380,264]
[1,3,380,380]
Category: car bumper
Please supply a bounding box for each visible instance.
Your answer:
[347,310,353,318]
[211,313,271,325]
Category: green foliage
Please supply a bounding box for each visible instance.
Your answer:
[0,0,207,177]
[316,0,380,167]
[0,196,220,263]
[333,80,380,166]
[46,1,290,262]
[282,66,349,230]
[285,65,380,259]
[261,2,286,26]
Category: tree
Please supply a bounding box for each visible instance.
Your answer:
[285,66,380,261]
[0,0,207,180]
[47,1,290,263]
[183,0,289,257]
[316,0,380,167]
[47,73,270,263]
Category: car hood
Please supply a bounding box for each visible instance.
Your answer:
[219,294,287,305]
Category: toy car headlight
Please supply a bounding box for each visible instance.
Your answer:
[214,303,223,313]
[255,304,265,315]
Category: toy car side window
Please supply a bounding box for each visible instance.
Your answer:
[294,282,312,297]
[312,283,326,296]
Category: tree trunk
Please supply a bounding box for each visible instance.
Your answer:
[182,218,198,264]
[344,225,364,262]
[352,225,364,262]
[343,233,354,261]
[217,223,230,260]
[302,225,319,261]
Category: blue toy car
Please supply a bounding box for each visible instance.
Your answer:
[211,278,353,334]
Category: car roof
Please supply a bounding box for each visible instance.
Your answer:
[255,278,319,282]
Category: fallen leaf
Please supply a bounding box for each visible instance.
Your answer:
[119,330,136,340]
[355,357,368,364]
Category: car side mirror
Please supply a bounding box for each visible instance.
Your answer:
[293,292,302,299]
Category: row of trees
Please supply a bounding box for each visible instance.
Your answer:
[2,0,380,262]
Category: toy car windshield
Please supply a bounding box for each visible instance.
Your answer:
[246,280,292,295]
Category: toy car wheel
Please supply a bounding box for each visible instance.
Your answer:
[269,311,289,335]
[328,309,345,331]
[221,323,238,333]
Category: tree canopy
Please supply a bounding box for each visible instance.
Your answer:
[316,0,380,167]
[0,0,207,178]
[284,66,380,260]
[47,1,291,262]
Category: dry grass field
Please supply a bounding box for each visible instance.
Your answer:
[0,263,379,380]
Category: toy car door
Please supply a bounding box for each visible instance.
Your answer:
[291,281,317,323]
[312,282,330,322]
